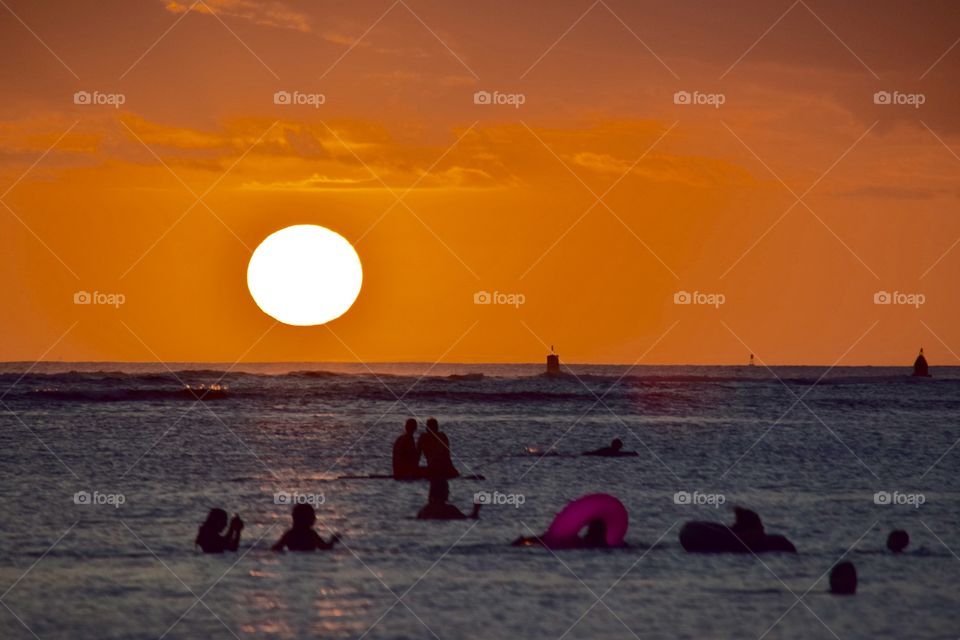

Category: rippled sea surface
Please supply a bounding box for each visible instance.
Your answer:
[0,362,958,640]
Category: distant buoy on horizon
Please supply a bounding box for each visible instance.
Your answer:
[749,354,755,367]
[912,348,931,377]
[546,345,561,376]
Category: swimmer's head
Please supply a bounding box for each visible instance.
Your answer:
[428,479,450,504]
[405,418,418,434]
[732,506,764,534]
[292,503,316,528]
[611,438,623,451]
[426,417,439,432]
[204,508,228,532]
[887,529,909,553]
[829,561,857,595]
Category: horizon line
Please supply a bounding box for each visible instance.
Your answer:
[0,359,937,368]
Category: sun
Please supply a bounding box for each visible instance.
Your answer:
[247,225,363,326]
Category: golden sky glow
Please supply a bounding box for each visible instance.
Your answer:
[1,0,958,364]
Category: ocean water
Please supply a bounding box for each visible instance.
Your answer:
[0,362,958,640]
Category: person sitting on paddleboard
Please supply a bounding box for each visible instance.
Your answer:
[392,418,421,480]
[417,417,460,479]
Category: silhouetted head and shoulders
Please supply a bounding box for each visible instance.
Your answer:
[272,504,341,551]
[393,418,421,480]
[417,479,480,520]
[679,506,796,553]
[731,506,765,535]
[196,508,243,553]
[582,438,638,457]
[887,529,910,553]
[830,561,857,594]
[417,417,460,479]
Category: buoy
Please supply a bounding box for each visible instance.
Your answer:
[912,348,931,377]
[546,345,561,376]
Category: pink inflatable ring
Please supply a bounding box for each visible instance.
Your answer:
[516,493,628,549]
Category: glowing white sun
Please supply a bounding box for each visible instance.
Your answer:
[247,225,362,326]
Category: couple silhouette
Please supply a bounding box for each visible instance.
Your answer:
[392,417,460,480]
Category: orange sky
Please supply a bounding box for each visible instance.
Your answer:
[1,0,959,365]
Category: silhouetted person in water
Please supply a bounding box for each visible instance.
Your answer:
[272,504,341,552]
[417,479,480,520]
[195,508,243,553]
[730,506,764,536]
[679,506,796,553]
[830,561,857,594]
[417,417,459,479]
[887,529,910,553]
[582,438,638,457]
[393,418,421,480]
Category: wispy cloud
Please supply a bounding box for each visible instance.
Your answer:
[163,0,311,32]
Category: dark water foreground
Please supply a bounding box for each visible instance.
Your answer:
[0,363,958,639]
